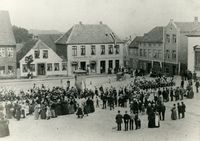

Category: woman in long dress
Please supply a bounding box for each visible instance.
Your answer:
[40,103,46,119]
[171,104,177,120]
[155,111,160,127]
[34,103,40,120]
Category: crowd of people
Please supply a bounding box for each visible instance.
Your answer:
[0,74,196,134]
[0,83,95,122]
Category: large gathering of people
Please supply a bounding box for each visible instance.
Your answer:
[0,73,197,135]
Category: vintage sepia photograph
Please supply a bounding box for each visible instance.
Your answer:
[0,0,200,141]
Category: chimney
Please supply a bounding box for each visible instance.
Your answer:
[170,19,173,23]
[194,17,198,24]
[79,21,82,25]
[99,21,103,24]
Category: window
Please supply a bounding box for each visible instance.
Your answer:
[47,63,52,71]
[0,66,5,74]
[62,63,67,71]
[72,46,77,56]
[81,46,86,56]
[91,45,96,55]
[143,49,147,57]
[54,63,59,71]
[195,51,200,70]
[148,49,151,58]
[135,49,138,56]
[8,66,14,74]
[22,64,28,72]
[158,50,162,59]
[153,49,157,58]
[43,50,48,58]
[34,50,40,58]
[0,48,5,57]
[172,50,176,59]
[108,45,113,54]
[29,64,35,72]
[115,45,120,54]
[172,34,176,43]
[7,48,14,57]
[166,50,170,59]
[140,49,143,56]
[101,45,105,55]
[166,34,170,43]
[148,43,151,47]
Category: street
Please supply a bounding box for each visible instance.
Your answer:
[1,76,200,141]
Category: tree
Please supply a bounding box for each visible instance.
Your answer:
[12,25,33,43]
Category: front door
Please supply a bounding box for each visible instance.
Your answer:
[37,63,46,75]
[80,62,86,70]
[100,61,106,73]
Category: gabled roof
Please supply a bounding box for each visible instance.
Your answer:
[55,24,123,45]
[129,36,143,48]
[17,39,38,62]
[0,11,16,46]
[185,24,200,37]
[37,34,62,51]
[141,26,163,43]
[174,22,200,32]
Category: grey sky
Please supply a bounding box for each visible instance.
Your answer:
[1,0,200,39]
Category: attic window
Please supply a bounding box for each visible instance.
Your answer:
[43,50,48,59]
[35,50,40,59]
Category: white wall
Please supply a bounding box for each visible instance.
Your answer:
[20,48,67,77]
[187,36,200,75]
[67,43,124,76]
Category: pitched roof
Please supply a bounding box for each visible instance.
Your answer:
[141,26,163,43]
[17,39,38,62]
[0,11,16,46]
[129,36,143,48]
[186,25,200,37]
[174,22,200,32]
[37,34,62,51]
[55,24,123,45]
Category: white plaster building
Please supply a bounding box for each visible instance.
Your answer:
[55,22,124,76]
[187,27,200,76]
[18,39,67,77]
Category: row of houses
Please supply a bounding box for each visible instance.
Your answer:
[1,10,200,78]
[0,11,124,78]
[128,17,200,76]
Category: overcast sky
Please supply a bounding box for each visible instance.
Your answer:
[1,0,200,39]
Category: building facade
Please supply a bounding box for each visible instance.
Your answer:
[187,28,200,76]
[18,39,67,77]
[55,22,124,76]
[164,17,200,75]
[128,36,142,70]
[0,11,16,78]
[137,27,164,73]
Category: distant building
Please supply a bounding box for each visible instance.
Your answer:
[128,36,142,70]
[55,22,124,76]
[123,37,132,68]
[164,17,200,75]
[187,27,200,76]
[0,11,16,78]
[18,38,67,77]
[137,26,164,73]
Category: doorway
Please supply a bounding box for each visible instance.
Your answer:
[37,63,46,75]
[100,60,106,73]
[80,62,86,70]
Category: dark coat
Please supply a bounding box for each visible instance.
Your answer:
[116,114,123,124]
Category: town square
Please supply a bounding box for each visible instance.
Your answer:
[0,0,200,141]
